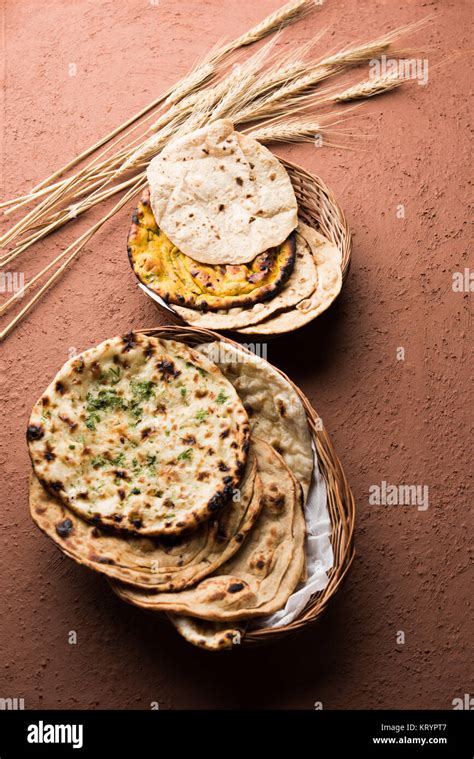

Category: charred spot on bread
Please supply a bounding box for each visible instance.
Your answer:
[55,518,73,538]
[121,332,136,352]
[27,425,44,441]
[228,582,245,593]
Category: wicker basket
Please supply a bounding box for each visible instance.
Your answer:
[138,325,355,647]
[137,159,352,336]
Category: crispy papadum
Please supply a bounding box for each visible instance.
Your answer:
[111,438,306,621]
[27,334,249,537]
[128,189,296,312]
[29,444,261,590]
[147,119,298,265]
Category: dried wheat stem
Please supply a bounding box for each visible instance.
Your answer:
[27,62,215,195]
[334,71,406,101]
[119,82,223,173]
[321,16,430,68]
[0,170,107,250]
[247,105,358,143]
[213,0,313,60]
[163,62,215,106]
[3,123,144,217]
[0,175,143,268]
[0,139,138,250]
[0,177,147,339]
[2,162,120,221]
[240,19,426,121]
[0,4,313,241]
[19,1,312,199]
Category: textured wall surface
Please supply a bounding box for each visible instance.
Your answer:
[0,0,471,710]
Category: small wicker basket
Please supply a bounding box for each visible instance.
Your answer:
[138,159,352,336]
[138,325,355,647]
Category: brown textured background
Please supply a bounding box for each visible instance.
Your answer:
[0,0,472,710]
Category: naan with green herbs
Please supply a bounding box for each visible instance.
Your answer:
[27,334,250,536]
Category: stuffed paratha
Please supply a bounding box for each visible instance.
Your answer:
[128,189,296,311]
[173,229,317,330]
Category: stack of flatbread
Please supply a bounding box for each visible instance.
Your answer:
[128,119,343,335]
[27,336,314,650]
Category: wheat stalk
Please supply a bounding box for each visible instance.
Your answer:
[214,0,314,60]
[0,1,316,336]
[334,71,406,101]
[0,7,432,340]
[0,176,147,341]
[13,0,311,200]
[0,3,311,245]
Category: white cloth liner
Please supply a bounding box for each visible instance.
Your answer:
[137,287,334,628]
[139,283,177,313]
[253,442,334,629]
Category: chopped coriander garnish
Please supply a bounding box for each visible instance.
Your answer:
[85,412,100,430]
[177,448,193,461]
[146,454,157,473]
[216,390,228,405]
[91,455,108,468]
[110,452,126,466]
[130,379,156,402]
[130,487,141,495]
[195,408,209,422]
[69,444,76,450]
[129,401,143,421]
[185,361,206,377]
[86,388,126,412]
[108,366,122,385]
[164,430,170,437]
[180,388,187,399]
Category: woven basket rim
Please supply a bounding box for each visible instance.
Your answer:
[134,159,352,337]
[280,157,352,280]
[135,325,356,646]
